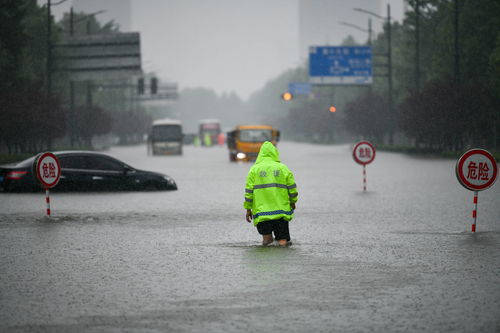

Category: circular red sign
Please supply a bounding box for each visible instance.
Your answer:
[456,149,497,191]
[35,152,61,189]
[353,141,376,165]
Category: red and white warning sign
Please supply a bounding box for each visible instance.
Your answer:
[34,152,61,218]
[353,141,376,165]
[352,141,376,191]
[35,152,61,189]
[456,149,497,191]
[456,148,498,232]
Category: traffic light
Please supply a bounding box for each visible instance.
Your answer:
[151,77,158,94]
[137,78,144,95]
[281,92,293,101]
[329,105,337,112]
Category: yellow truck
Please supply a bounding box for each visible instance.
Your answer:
[226,125,280,162]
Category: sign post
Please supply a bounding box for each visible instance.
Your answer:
[455,149,498,232]
[352,141,376,191]
[34,152,61,217]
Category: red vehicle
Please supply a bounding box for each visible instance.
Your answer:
[198,119,221,147]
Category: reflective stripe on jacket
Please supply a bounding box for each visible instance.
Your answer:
[243,141,298,226]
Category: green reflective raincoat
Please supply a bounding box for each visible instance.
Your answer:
[243,141,298,226]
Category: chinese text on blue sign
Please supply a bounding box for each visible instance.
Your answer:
[309,46,372,85]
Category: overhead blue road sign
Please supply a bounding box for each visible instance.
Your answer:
[309,46,372,85]
[288,82,312,96]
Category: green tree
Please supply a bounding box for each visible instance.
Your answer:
[0,1,67,153]
[489,34,500,147]
[73,106,112,147]
[0,0,28,89]
[0,0,51,88]
[399,78,495,150]
[58,11,119,36]
[344,93,390,144]
[112,109,152,145]
[0,82,66,153]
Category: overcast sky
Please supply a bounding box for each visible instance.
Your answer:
[45,0,404,100]
[131,0,299,100]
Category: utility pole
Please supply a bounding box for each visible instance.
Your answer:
[453,0,460,82]
[70,6,74,35]
[368,18,372,46]
[46,0,52,97]
[415,0,421,92]
[70,81,75,147]
[368,18,373,95]
[46,0,53,150]
[387,4,394,145]
[352,5,394,144]
[69,6,75,147]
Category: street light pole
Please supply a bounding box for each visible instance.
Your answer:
[70,6,74,36]
[415,0,421,92]
[353,5,394,144]
[69,6,74,147]
[368,18,372,46]
[46,0,52,98]
[387,4,394,145]
[46,0,53,150]
[339,19,372,46]
[339,19,373,94]
[453,0,460,82]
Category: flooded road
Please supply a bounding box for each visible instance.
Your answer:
[1,142,499,332]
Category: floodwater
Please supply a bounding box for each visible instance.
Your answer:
[1,142,499,332]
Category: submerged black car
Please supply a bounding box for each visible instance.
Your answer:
[0,151,177,192]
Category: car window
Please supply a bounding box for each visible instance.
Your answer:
[239,129,273,142]
[87,156,124,171]
[59,156,87,169]
[152,125,182,140]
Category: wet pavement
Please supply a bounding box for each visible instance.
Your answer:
[1,142,499,332]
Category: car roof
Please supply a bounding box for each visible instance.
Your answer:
[4,151,127,168]
[53,150,113,157]
[152,118,182,126]
[199,119,220,124]
[236,125,275,130]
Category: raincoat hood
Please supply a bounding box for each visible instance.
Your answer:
[255,141,280,164]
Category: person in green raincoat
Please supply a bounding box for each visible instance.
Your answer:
[203,132,212,147]
[193,135,200,147]
[243,141,298,246]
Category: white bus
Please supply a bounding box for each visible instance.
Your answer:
[148,118,183,155]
